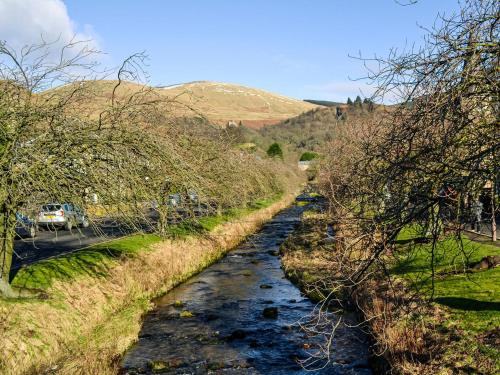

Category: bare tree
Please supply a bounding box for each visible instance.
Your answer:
[0,39,298,297]
[315,0,499,369]
[323,0,499,289]
[0,40,170,296]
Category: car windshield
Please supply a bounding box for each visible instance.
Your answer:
[41,204,62,212]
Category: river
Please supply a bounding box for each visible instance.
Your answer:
[120,203,371,374]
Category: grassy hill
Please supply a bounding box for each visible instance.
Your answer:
[44,79,382,164]
[45,80,318,129]
[157,81,318,128]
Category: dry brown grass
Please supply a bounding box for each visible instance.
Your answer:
[280,210,345,302]
[280,210,457,374]
[0,193,297,375]
[351,277,459,375]
[47,80,318,129]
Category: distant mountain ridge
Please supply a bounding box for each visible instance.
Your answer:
[46,80,318,129]
[154,81,319,128]
[303,99,343,107]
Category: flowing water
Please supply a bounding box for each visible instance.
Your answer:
[120,204,371,374]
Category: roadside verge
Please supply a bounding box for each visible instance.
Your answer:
[0,192,297,375]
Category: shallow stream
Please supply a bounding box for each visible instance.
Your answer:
[121,204,371,374]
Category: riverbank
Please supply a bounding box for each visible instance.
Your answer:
[0,192,297,375]
[280,209,341,303]
[280,206,499,374]
[121,201,371,374]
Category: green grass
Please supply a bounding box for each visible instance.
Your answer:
[391,228,500,333]
[12,234,161,291]
[390,228,499,370]
[197,194,282,232]
[165,220,205,237]
[11,193,283,291]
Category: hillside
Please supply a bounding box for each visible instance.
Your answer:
[258,106,342,153]
[257,103,385,154]
[158,81,318,128]
[46,80,318,129]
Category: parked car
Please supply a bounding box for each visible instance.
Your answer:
[37,203,90,230]
[15,212,37,238]
[187,190,199,204]
[167,194,182,208]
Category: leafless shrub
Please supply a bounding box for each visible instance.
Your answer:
[0,39,297,297]
[312,0,498,369]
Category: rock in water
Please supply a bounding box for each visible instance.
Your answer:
[262,307,278,319]
[229,329,247,340]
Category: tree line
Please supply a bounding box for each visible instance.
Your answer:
[321,0,498,284]
[0,41,298,297]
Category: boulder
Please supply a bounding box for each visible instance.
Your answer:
[229,329,247,340]
[470,255,500,270]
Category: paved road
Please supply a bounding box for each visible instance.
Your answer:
[464,218,498,240]
[11,221,134,280]
[11,210,195,280]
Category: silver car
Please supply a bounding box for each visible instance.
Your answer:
[37,203,90,230]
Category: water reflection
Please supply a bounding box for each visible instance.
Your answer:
[121,205,371,374]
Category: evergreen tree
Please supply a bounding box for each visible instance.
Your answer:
[267,142,283,159]
[347,97,353,105]
[354,95,362,107]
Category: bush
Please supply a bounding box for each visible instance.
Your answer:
[299,151,318,161]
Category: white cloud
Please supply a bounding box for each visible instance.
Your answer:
[0,0,99,50]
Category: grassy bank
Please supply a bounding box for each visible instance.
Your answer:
[0,192,296,375]
[388,229,499,374]
[280,208,499,374]
[280,210,340,303]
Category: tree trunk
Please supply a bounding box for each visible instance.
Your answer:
[0,209,17,296]
[157,206,169,236]
[492,180,497,242]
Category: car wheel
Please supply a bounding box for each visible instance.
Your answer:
[65,220,73,231]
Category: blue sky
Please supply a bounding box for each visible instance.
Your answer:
[2,0,462,102]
